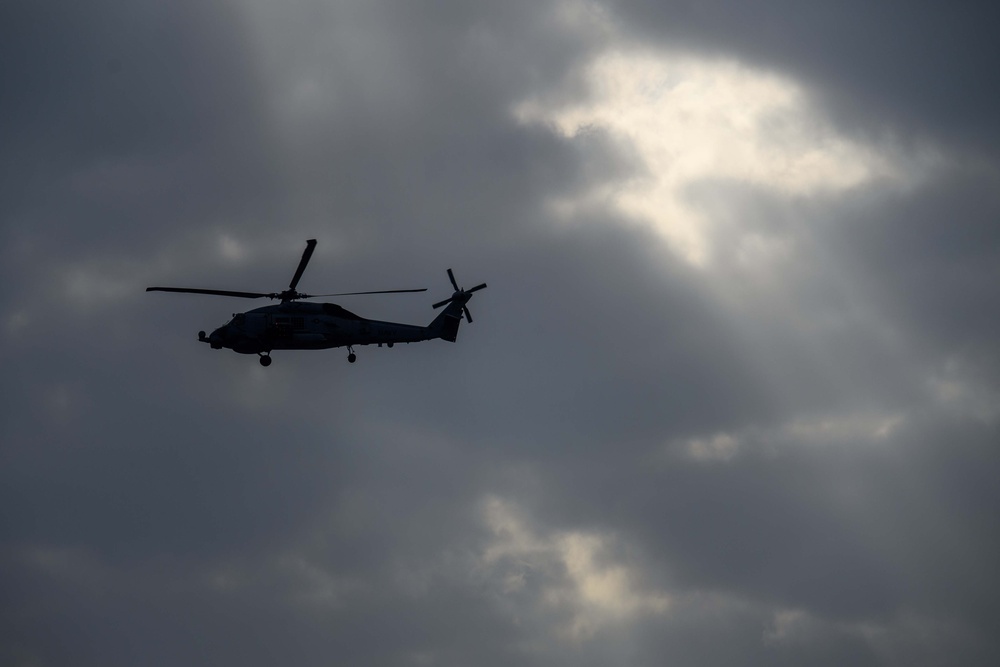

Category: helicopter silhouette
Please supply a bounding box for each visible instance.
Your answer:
[147,240,486,366]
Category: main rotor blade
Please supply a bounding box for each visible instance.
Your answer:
[463,306,473,323]
[146,287,271,299]
[466,283,487,293]
[447,268,459,292]
[304,288,428,297]
[288,239,317,291]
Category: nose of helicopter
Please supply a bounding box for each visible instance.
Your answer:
[200,326,227,349]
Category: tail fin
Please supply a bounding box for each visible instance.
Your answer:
[427,269,487,342]
[428,300,465,342]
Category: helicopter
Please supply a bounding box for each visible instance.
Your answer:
[146,239,486,366]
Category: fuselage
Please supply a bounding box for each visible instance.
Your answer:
[202,301,436,354]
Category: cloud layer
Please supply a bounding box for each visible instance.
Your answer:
[3,1,999,665]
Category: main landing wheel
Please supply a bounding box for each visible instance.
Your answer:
[259,354,272,367]
[347,353,357,364]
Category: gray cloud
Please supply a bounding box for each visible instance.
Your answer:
[3,1,999,665]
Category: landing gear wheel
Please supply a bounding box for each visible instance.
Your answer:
[259,354,272,367]
[347,353,357,364]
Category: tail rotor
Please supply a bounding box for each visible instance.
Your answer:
[433,268,487,323]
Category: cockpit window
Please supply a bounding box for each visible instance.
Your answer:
[230,314,246,326]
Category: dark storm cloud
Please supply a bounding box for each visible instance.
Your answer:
[3,0,1000,665]
[245,0,614,252]
[0,0,278,261]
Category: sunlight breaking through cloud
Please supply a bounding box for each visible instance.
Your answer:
[480,496,670,639]
[516,50,907,265]
[675,409,907,463]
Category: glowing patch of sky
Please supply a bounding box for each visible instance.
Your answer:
[515,50,905,266]
[218,233,250,263]
[481,496,671,639]
[671,408,908,463]
[927,356,1000,423]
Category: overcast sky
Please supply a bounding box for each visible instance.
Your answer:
[3,1,1000,665]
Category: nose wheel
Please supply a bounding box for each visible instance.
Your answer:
[347,346,357,363]
[258,353,272,367]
